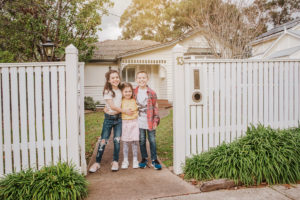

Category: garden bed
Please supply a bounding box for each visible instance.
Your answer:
[183,125,300,188]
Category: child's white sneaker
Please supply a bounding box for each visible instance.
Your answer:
[111,161,119,171]
[121,160,129,169]
[133,159,139,169]
[89,163,100,173]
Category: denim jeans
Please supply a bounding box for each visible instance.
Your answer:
[96,113,122,163]
[139,129,157,161]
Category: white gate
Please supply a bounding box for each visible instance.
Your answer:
[172,44,300,174]
[0,44,86,176]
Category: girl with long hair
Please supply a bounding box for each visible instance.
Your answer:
[89,70,133,172]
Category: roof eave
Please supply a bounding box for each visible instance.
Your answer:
[250,32,282,46]
[116,40,178,58]
[117,29,201,58]
[88,58,118,63]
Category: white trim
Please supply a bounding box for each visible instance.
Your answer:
[261,33,285,58]
[183,58,300,63]
[262,31,300,58]
[292,24,300,31]
[117,30,200,58]
[251,24,300,46]
[0,62,66,67]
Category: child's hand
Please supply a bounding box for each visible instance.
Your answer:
[103,107,108,113]
[125,109,134,116]
[153,123,158,129]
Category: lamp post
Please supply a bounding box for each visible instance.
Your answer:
[42,38,55,61]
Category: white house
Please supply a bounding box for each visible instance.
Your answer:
[85,29,221,104]
[250,18,300,59]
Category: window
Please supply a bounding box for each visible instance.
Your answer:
[122,67,136,82]
[127,68,135,82]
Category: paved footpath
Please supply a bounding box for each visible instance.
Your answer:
[85,108,199,200]
[85,109,300,200]
[156,185,300,200]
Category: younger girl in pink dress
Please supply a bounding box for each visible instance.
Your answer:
[120,82,140,169]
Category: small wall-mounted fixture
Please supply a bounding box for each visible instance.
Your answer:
[192,91,202,103]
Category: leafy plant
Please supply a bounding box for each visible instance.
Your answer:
[0,0,113,62]
[0,169,34,200]
[0,162,88,200]
[184,124,300,186]
[84,96,96,111]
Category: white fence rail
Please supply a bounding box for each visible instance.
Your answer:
[0,45,86,176]
[173,45,300,174]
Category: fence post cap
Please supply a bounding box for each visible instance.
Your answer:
[172,44,184,53]
[66,44,78,54]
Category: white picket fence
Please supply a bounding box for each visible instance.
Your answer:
[172,45,300,174]
[0,44,86,176]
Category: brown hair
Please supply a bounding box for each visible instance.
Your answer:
[103,70,121,97]
[136,70,148,78]
[121,82,134,99]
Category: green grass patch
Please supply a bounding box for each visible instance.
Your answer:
[85,111,104,163]
[0,162,88,200]
[156,110,173,167]
[184,124,300,186]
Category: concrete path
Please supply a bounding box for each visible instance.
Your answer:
[85,108,199,200]
[156,185,300,200]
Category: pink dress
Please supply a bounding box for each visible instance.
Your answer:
[121,99,139,142]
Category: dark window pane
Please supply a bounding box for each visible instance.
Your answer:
[122,69,126,81]
[127,68,135,82]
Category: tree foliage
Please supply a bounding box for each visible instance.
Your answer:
[251,0,300,27]
[120,0,300,58]
[179,0,268,58]
[119,0,188,42]
[120,0,268,58]
[0,0,113,62]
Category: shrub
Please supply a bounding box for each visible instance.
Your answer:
[0,169,34,200]
[0,162,88,200]
[184,124,300,186]
[84,96,96,111]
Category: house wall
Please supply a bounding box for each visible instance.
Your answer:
[264,35,300,58]
[124,46,173,100]
[85,32,218,103]
[123,64,162,97]
[84,63,118,103]
[179,33,210,48]
[123,32,213,102]
[291,50,300,58]
[252,25,300,59]
[293,25,300,31]
[252,39,276,57]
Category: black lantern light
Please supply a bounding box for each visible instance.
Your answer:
[42,38,55,61]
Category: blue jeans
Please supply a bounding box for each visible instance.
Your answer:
[139,129,157,161]
[96,113,122,163]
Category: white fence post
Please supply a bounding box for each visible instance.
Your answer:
[66,44,80,169]
[172,44,186,174]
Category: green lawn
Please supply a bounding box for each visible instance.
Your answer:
[85,111,104,164]
[156,110,173,167]
[85,110,173,167]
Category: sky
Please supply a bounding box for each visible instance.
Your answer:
[98,0,132,41]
